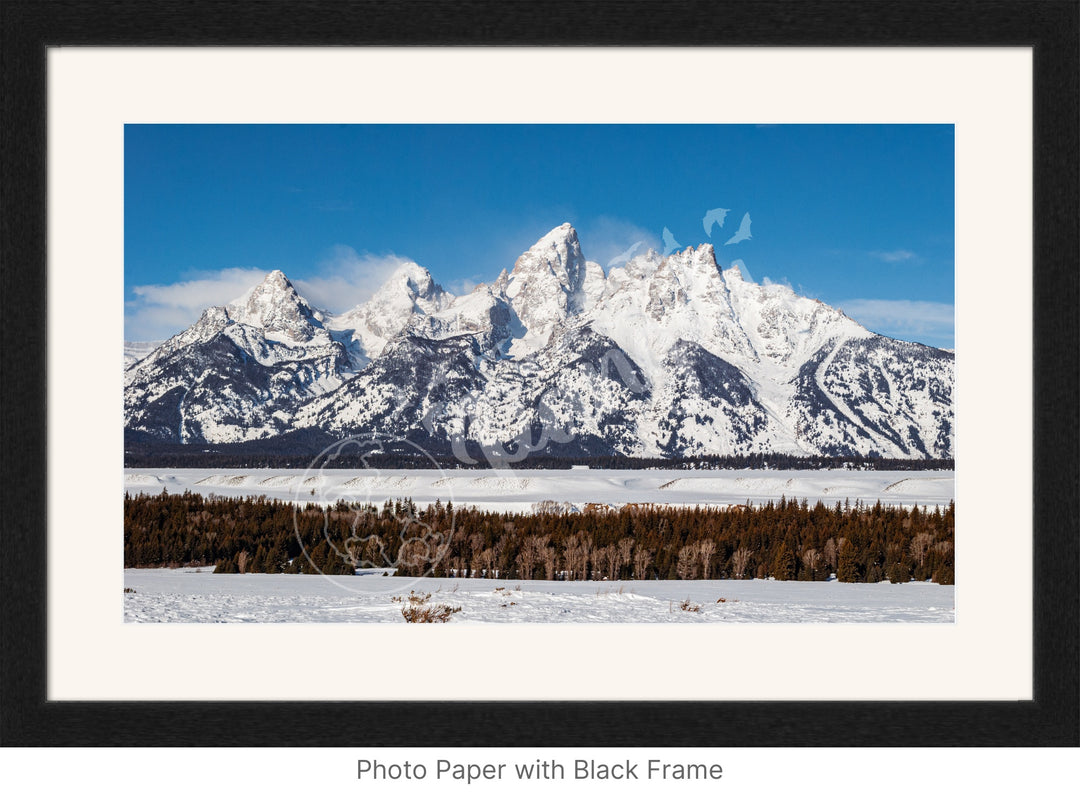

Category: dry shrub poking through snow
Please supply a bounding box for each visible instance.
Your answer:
[392,591,462,623]
[680,599,701,613]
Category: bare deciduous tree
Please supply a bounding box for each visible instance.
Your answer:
[633,546,653,580]
[605,543,623,580]
[493,534,511,577]
[676,543,700,580]
[617,538,634,581]
[563,533,590,581]
[932,540,953,558]
[473,547,496,578]
[824,538,838,569]
[515,535,550,580]
[731,546,753,579]
[699,539,716,579]
[589,544,612,580]
[911,531,934,565]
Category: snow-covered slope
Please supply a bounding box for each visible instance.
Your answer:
[125,223,955,458]
[123,340,163,368]
[125,467,957,511]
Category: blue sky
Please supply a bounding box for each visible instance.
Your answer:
[125,124,954,346]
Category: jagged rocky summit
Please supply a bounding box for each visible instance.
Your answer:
[124,223,954,459]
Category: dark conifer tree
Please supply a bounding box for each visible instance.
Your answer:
[771,544,796,581]
[837,539,862,583]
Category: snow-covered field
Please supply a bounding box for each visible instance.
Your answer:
[123,569,954,624]
[124,468,954,511]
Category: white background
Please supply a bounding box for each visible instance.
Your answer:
[2,747,1075,800]
[22,46,1063,797]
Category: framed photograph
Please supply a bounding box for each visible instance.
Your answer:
[2,1,1076,748]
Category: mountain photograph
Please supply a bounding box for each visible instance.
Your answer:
[122,124,956,623]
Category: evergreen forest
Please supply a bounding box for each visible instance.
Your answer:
[124,491,955,585]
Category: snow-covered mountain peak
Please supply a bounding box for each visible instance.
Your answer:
[509,222,586,289]
[325,261,454,365]
[225,269,326,345]
[163,304,231,351]
[334,261,452,326]
[722,263,747,283]
[229,268,293,306]
[504,223,598,355]
[533,221,576,248]
[264,268,290,286]
[660,243,725,286]
[374,261,450,308]
[588,242,754,382]
[684,241,717,261]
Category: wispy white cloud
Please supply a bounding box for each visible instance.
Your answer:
[124,247,415,340]
[578,216,662,268]
[870,249,917,263]
[125,267,268,341]
[293,246,411,313]
[837,298,954,347]
[761,275,793,290]
[447,275,485,295]
[128,267,267,309]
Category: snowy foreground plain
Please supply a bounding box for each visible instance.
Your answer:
[124,467,955,511]
[123,570,954,623]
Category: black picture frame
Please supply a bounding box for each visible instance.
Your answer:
[2,0,1077,747]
